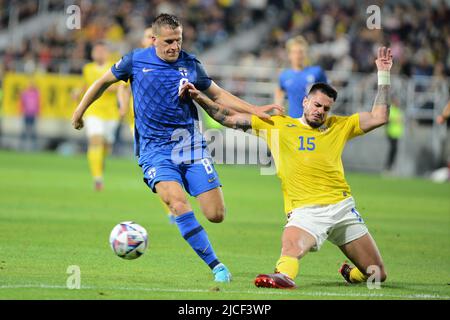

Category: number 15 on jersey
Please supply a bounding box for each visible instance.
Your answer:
[299,136,316,151]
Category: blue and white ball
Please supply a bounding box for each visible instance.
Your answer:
[109,221,148,260]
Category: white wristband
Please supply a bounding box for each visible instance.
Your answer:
[378,71,390,85]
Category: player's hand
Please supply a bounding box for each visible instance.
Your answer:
[71,111,84,130]
[375,47,393,72]
[253,104,285,119]
[179,82,201,101]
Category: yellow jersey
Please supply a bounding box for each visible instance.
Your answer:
[251,114,365,214]
[82,62,119,120]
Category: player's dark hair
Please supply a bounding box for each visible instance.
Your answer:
[152,13,182,35]
[308,83,338,101]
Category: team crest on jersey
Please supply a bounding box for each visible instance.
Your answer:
[286,123,297,128]
[147,168,156,180]
[178,67,188,77]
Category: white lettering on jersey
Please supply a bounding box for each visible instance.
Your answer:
[178,78,189,95]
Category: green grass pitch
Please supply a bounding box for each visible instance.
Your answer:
[0,150,449,300]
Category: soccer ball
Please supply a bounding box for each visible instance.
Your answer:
[109,221,148,260]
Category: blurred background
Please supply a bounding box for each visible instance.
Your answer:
[0,0,449,178]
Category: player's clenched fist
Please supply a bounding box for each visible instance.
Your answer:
[72,112,84,130]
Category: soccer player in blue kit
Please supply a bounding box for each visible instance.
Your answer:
[275,36,328,118]
[72,13,282,283]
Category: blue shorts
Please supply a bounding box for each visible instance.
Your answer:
[141,157,221,197]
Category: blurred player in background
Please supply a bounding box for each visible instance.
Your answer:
[141,26,156,48]
[385,97,404,172]
[117,26,176,224]
[182,47,392,289]
[72,13,281,283]
[275,36,328,118]
[74,42,120,191]
[20,82,40,151]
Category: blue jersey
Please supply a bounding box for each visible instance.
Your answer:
[279,66,327,118]
[111,47,212,164]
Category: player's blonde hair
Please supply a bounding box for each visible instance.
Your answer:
[286,36,309,52]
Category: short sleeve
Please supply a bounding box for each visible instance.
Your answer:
[111,51,133,82]
[318,67,328,84]
[251,115,278,138]
[345,113,365,140]
[193,59,212,91]
[278,72,286,90]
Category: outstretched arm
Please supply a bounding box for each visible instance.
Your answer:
[72,70,119,130]
[359,47,393,133]
[181,83,252,130]
[202,81,283,120]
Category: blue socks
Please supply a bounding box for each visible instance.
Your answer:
[175,211,220,270]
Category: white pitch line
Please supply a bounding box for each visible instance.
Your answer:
[0,284,449,300]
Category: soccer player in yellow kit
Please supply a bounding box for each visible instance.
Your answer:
[181,46,393,289]
[78,42,120,191]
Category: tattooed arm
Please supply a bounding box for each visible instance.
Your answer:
[359,47,393,133]
[181,83,252,130]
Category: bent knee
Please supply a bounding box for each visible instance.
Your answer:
[205,206,226,223]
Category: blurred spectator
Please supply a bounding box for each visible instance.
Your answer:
[385,98,404,172]
[0,0,263,74]
[20,82,40,151]
[242,1,449,77]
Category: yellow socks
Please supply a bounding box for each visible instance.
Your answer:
[274,256,368,284]
[87,144,104,181]
[349,267,368,283]
[275,256,299,280]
